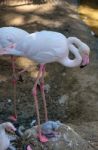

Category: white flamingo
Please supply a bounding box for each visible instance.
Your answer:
[0,122,16,150]
[0,27,29,120]
[0,27,29,50]
[0,27,90,142]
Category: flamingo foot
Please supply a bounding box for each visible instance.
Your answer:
[37,134,48,143]
[26,145,33,150]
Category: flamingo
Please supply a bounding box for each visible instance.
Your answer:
[0,27,90,142]
[0,27,29,120]
[0,122,16,150]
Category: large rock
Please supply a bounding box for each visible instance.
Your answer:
[22,124,94,150]
[44,124,94,150]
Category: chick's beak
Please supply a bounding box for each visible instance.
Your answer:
[15,129,21,137]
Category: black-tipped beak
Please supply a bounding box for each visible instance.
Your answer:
[80,65,87,68]
[15,130,21,137]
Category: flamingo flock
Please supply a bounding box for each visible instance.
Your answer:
[0,26,90,142]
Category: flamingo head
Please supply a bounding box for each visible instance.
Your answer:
[79,43,90,68]
[2,122,16,133]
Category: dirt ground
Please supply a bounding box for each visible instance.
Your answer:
[0,0,98,149]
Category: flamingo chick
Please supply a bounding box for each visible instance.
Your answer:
[0,122,16,150]
[0,28,90,141]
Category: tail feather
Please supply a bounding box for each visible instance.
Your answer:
[0,43,23,56]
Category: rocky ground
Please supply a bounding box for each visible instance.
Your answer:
[0,0,98,149]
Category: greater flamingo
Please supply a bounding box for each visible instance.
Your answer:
[0,27,90,142]
[0,27,29,120]
[0,122,16,150]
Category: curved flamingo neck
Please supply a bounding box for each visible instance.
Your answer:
[59,44,82,68]
[67,37,82,48]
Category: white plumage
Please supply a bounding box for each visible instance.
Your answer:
[0,27,29,56]
[0,122,16,150]
[0,27,90,67]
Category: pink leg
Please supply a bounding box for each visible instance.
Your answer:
[9,56,17,121]
[32,64,48,142]
[3,83,7,110]
[40,66,48,122]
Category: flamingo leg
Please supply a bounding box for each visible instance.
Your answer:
[32,64,48,142]
[9,56,17,121]
[40,65,48,122]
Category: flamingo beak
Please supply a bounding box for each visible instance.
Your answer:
[80,64,87,68]
[80,54,89,68]
[5,126,16,133]
[6,127,21,137]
